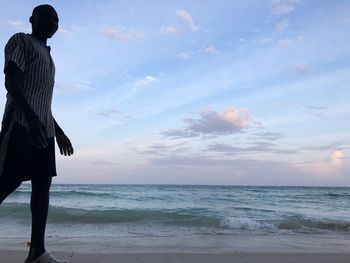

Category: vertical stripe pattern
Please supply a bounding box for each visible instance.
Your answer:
[2,33,55,138]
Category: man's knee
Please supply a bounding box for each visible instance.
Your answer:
[31,177,52,191]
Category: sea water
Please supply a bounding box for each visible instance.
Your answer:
[1,184,350,239]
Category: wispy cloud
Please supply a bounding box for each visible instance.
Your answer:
[177,52,191,60]
[304,106,328,118]
[160,9,199,35]
[6,20,26,30]
[160,25,182,35]
[99,25,145,43]
[176,10,199,31]
[134,75,160,88]
[260,34,303,46]
[272,4,295,15]
[291,63,309,75]
[260,37,273,45]
[98,109,133,122]
[252,132,284,140]
[57,27,70,35]
[56,81,94,93]
[126,75,160,97]
[275,19,289,34]
[277,38,293,45]
[202,45,218,54]
[302,142,343,152]
[161,129,198,139]
[207,142,296,155]
[271,0,300,16]
[89,158,120,166]
[138,142,189,156]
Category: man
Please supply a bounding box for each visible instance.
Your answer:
[0,5,73,263]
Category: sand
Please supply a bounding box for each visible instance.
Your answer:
[1,250,350,263]
[1,234,350,263]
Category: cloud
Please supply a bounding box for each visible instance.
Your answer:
[272,5,295,15]
[252,132,284,140]
[277,38,293,45]
[6,20,25,30]
[56,81,93,93]
[125,75,160,97]
[202,45,218,54]
[294,150,346,176]
[149,155,267,168]
[275,19,289,34]
[98,109,133,122]
[134,75,160,88]
[260,37,273,44]
[275,35,304,45]
[261,36,300,46]
[57,27,70,35]
[177,52,191,60]
[61,158,120,166]
[185,108,249,134]
[302,142,343,152]
[207,142,296,155]
[160,10,199,35]
[176,10,199,31]
[162,108,250,139]
[99,25,145,43]
[304,106,328,118]
[271,0,300,15]
[160,129,198,139]
[291,63,309,75]
[90,158,120,166]
[138,142,189,156]
[160,26,182,35]
[331,150,344,167]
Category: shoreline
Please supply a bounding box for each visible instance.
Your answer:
[1,233,350,254]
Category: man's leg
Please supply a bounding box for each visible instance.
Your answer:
[26,176,52,261]
[0,176,22,204]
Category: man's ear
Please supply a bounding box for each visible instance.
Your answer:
[29,16,33,24]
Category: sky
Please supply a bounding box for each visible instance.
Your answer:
[0,0,349,185]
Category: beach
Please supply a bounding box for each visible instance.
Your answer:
[1,184,350,262]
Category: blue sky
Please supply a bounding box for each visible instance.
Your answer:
[0,0,349,185]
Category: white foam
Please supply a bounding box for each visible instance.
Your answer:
[221,217,276,231]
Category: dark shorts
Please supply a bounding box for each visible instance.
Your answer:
[0,113,56,183]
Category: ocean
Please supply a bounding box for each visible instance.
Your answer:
[1,184,350,240]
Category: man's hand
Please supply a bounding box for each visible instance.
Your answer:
[56,134,74,156]
[27,118,48,149]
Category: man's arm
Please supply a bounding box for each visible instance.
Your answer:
[5,61,47,148]
[53,117,74,156]
[54,117,64,136]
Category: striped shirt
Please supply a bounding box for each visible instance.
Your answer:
[3,33,56,138]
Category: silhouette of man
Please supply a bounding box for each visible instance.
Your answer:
[0,5,73,263]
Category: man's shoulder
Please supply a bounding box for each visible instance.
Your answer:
[6,32,30,46]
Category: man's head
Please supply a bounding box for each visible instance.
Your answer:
[30,4,59,39]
